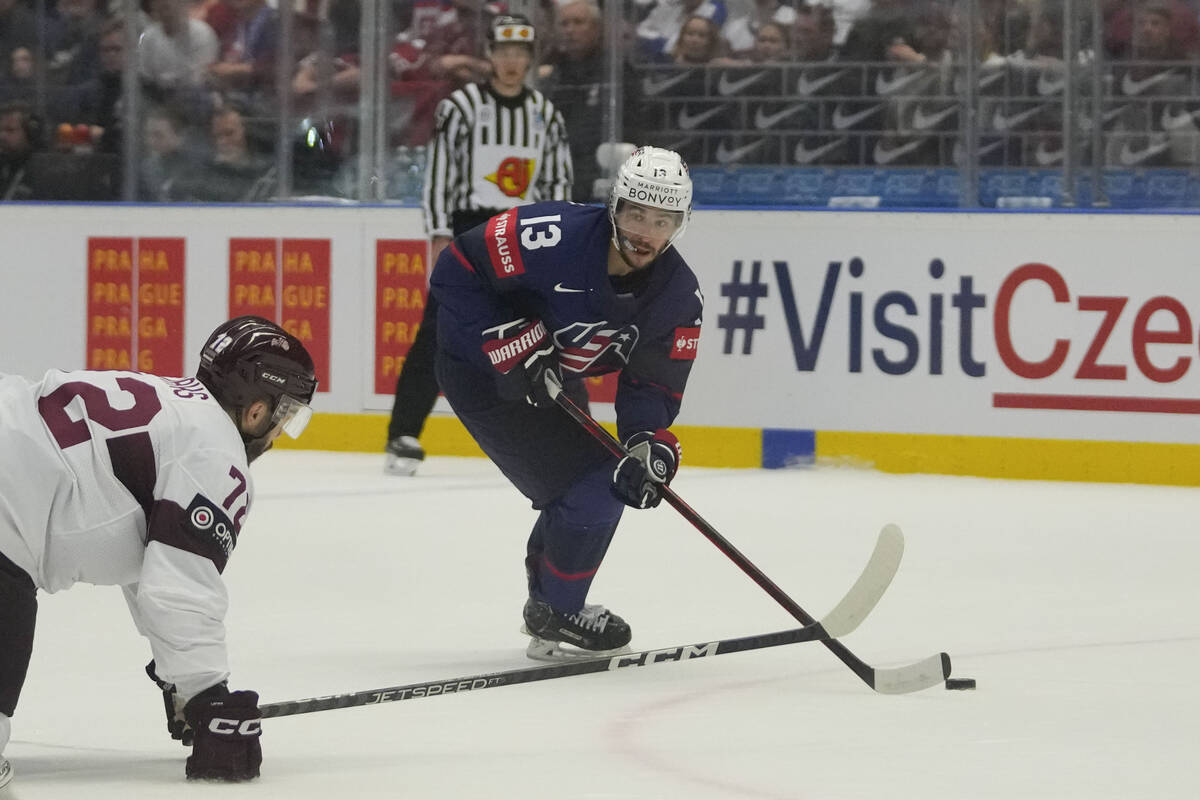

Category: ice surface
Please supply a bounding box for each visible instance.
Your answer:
[6,452,1199,799]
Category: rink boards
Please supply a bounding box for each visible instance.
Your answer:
[3,202,1200,485]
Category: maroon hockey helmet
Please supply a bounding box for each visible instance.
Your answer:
[197,316,317,443]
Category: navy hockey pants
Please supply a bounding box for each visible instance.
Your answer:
[435,352,625,612]
[0,549,36,718]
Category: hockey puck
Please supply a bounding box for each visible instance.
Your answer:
[945,678,976,690]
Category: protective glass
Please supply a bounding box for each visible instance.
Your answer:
[272,394,314,439]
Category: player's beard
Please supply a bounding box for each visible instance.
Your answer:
[616,231,663,271]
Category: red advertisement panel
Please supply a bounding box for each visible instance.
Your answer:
[374,239,428,394]
[585,373,618,404]
[281,239,331,391]
[137,238,185,375]
[228,238,278,318]
[87,237,134,370]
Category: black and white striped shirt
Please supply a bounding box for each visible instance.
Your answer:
[422,82,574,237]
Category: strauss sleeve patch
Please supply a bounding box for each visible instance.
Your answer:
[484,209,525,278]
[669,327,701,360]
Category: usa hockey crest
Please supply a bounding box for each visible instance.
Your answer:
[553,322,639,374]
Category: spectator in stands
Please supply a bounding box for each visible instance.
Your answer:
[793,4,838,61]
[139,0,220,99]
[64,18,126,155]
[838,0,915,63]
[208,0,278,105]
[871,1,955,167]
[139,103,200,200]
[291,10,360,113]
[388,0,500,146]
[722,0,796,55]
[670,14,724,63]
[46,0,103,86]
[637,0,728,61]
[188,104,273,200]
[0,0,36,87]
[714,19,791,63]
[0,100,40,199]
[539,0,644,202]
[1105,0,1199,60]
[1105,1,1199,167]
[0,45,34,103]
[409,0,499,87]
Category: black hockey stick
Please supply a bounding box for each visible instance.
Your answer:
[547,377,950,694]
[260,523,902,719]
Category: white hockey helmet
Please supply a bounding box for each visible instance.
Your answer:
[608,146,693,253]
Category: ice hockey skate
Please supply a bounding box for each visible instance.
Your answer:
[0,758,12,790]
[522,598,632,661]
[384,436,425,476]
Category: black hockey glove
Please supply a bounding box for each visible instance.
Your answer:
[611,429,681,509]
[146,660,193,746]
[183,684,263,782]
[482,317,561,408]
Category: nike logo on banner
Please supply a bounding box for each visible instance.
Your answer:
[554,282,587,293]
[911,104,956,131]
[992,105,1044,131]
[831,103,881,129]
[1119,139,1171,165]
[642,70,696,96]
[951,139,1006,164]
[1161,105,1200,130]
[715,139,766,164]
[874,69,927,96]
[1033,141,1064,166]
[954,69,1004,94]
[677,104,727,129]
[717,71,767,95]
[796,69,846,95]
[873,139,924,165]
[793,138,846,164]
[1121,70,1173,96]
[754,104,806,129]
[1036,72,1065,96]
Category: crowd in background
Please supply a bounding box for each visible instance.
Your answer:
[1,0,1199,202]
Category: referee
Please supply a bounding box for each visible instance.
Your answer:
[385,13,574,475]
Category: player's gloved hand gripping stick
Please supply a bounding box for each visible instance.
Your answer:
[542,372,952,694]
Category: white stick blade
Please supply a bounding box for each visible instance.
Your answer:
[817,523,905,639]
[872,652,952,694]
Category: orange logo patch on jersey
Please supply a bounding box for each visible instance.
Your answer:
[486,157,535,198]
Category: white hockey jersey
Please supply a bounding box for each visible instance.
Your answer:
[0,369,254,699]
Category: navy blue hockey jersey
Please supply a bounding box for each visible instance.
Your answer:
[431,202,703,439]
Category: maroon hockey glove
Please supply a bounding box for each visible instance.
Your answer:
[482,318,561,408]
[146,660,193,746]
[611,429,681,509]
[183,684,263,782]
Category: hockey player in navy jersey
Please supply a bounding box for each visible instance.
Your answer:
[431,146,703,658]
[0,316,317,786]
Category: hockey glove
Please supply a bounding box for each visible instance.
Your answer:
[482,317,561,408]
[146,660,193,746]
[183,684,263,782]
[611,429,681,509]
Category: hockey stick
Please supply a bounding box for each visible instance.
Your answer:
[260,524,901,719]
[547,377,950,694]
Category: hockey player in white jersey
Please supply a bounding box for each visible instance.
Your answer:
[0,315,317,787]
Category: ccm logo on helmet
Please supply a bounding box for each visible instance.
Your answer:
[208,718,262,736]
